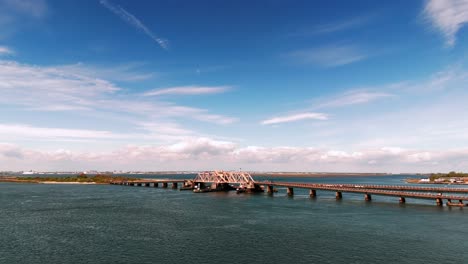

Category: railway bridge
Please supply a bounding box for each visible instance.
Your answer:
[110,172,468,207]
[261,181,468,206]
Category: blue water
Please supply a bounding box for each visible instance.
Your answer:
[1,175,467,264]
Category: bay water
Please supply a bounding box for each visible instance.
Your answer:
[1,175,467,264]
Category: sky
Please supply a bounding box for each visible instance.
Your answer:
[1,0,468,173]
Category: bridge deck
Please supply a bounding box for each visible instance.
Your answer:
[265,182,468,200]
[112,179,187,184]
[262,182,468,193]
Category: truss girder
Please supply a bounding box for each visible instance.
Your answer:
[193,171,255,184]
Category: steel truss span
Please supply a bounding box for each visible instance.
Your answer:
[194,171,255,184]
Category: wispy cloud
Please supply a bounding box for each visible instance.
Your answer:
[99,0,168,50]
[423,0,468,47]
[0,45,13,55]
[144,85,231,96]
[0,123,129,140]
[0,0,47,39]
[59,62,157,82]
[315,91,394,109]
[314,15,372,34]
[0,0,48,18]
[0,59,236,124]
[288,45,368,67]
[291,15,373,37]
[261,112,328,125]
[0,60,119,111]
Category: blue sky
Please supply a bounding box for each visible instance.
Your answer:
[1,0,468,172]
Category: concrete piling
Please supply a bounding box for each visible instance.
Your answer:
[365,193,372,201]
[267,185,274,194]
[287,187,294,196]
[335,191,342,200]
[309,189,316,198]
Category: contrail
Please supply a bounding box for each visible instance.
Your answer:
[99,0,169,50]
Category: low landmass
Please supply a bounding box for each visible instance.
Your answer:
[0,174,140,184]
[251,172,396,177]
[406,171,468,184]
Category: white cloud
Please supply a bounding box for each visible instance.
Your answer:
[0,46,13,55]
[2,141,468,173]
[59,62,157,82]
[0,0,48,18]
[144,85,231,96]
[288,45,368,67]
[315,91,394,109]
[100,0,168,50]
[0,60,119,111]
[310,15,373,34]
[261,112,328,125]
[0,59,236,124]
[138,122,194,137]
[0,123,130,140]
[423,0,468,46]
[0,0,48,39]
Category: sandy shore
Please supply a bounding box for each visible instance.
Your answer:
[40,181,97,184]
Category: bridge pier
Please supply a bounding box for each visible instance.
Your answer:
[137,183,142,187]
[162,182,168,188]
[309,189,316,198]
[365,193,372,201]
[399,197,406,204]
[335,191,342,200]
[153,182,158,187]
[130,182,135,186]
[436,198,443,206]
[267,185,274,194]
[172,182,178,189]
[287,187,294,196]
[145,183,150,187]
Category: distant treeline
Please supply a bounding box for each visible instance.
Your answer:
[430,171,468,181]
[21,173,138,183]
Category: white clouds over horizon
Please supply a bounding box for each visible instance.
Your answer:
[1,141,467,173]
[423,0,468,46]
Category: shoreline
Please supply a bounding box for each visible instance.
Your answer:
[406,179,468,185]
[0,179,105,184]
[40,181,99,184]
[251,173,407,177]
